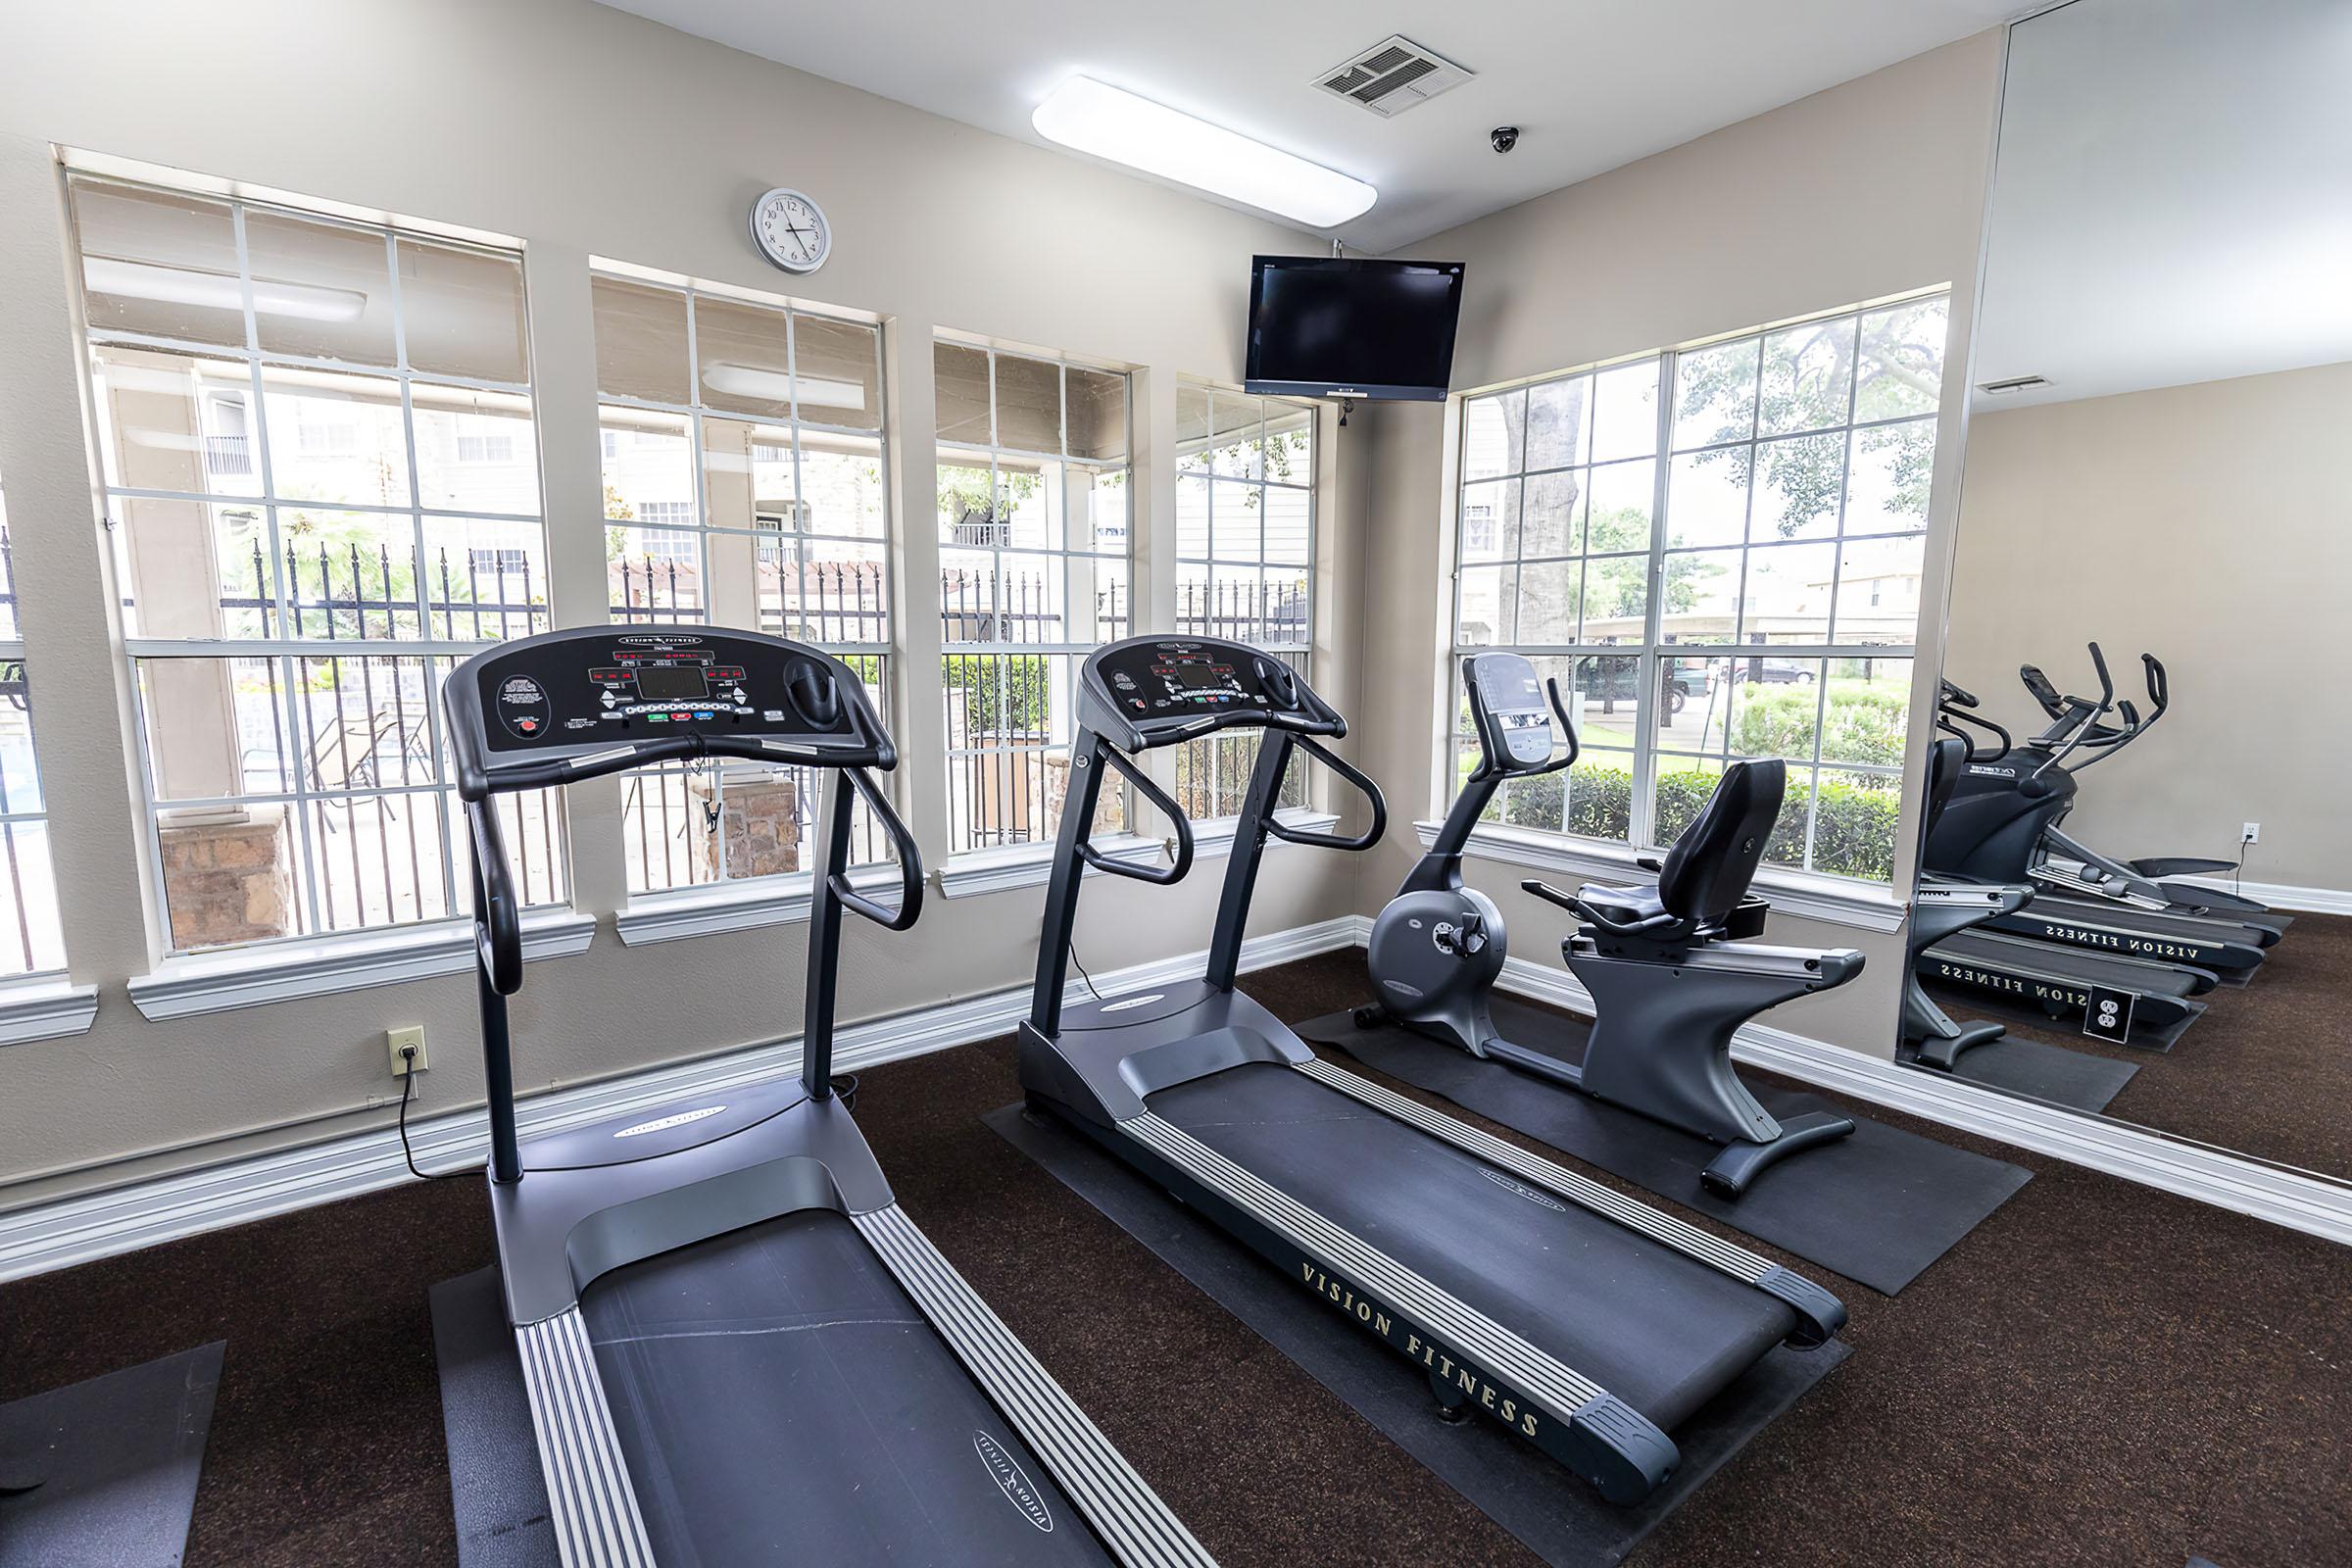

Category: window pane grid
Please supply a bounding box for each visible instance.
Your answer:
[1176,386,1314,815]
[71,173,561,953]
[1451,295,1943,882]
[593,273,896,890]
[935,341,1132,856]
[0,474,65,972]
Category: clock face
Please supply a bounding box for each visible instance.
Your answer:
[750,187,830,274]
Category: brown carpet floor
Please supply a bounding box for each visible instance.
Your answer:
[1937,911,2352,1177]
[3,949,2348,1567]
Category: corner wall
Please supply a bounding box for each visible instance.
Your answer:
[1946,363,2352,895]
[1353,31,2008,1055]
[0,0,1365,1207]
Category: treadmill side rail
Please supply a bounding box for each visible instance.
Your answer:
[516,1309,656,1568]
[855,1204,1218,1568]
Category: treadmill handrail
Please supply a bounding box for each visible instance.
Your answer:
[830,767,924,931]
[1265,734,1388,852]
[1078,744,1197,886]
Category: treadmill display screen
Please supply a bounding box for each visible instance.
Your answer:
[1169,663,1234,693]
[637,664,710,702]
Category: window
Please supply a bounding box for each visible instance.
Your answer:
[0,474,66,976]
[1451,294,1946,881]
[934,341,1131,857]
[456,428,515,464]
[589,271,892,893]
[1173,384,1315,817]
[71,174,562,952]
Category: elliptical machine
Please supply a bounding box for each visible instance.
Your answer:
[2014,652,2279,924]
[1359,652,1864,1199]
[1901,685,2034,1069]
[1925,643,2275,975]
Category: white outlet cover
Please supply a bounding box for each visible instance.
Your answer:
[388,1025,427,1075]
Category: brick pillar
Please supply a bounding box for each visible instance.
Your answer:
[158,807,296,948]
[691,766,803,879]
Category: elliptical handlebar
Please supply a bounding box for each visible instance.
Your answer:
[1936,678,2011,762]
[2029,641,2115,786]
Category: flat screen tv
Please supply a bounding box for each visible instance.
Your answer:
[1245,256,1465,402]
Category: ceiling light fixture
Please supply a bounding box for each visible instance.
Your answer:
[1032,76,1377,228]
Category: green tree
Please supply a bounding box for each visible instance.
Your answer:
[1675,301,1944,537]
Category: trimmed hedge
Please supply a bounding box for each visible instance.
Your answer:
[1494,760,1901,882]
[1732,682,1907,769]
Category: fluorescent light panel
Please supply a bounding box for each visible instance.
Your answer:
[83,257,368,322]
[1033,76,1375,228]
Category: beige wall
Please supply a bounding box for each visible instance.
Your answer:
[1947,362,2352,892]
[1351,32,2007,1056]
[0,0,1368,1206]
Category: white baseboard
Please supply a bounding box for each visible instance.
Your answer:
[11,910,2345,1283]
[1483,950,2352,1247]
[2169,875,2352,917]
[0,915,1367,1284]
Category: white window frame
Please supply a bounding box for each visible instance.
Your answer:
[934,341,1134,860]
[590,270,895,898]
[1447,290,1948,885]
[1174,382,1317,820]
[71,173,566,956]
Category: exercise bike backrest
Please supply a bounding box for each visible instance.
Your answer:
[1656,759,1786,931]
[1530,760,1784,946]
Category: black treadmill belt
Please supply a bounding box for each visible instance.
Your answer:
[1146,1063,1795,1433]
[1301,1003,2032,1297]
[1936,932,2204,999]
[581,1211,1112,1568]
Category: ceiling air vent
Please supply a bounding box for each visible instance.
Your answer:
[1316,35,1472,119]
[1977,373,2053,396]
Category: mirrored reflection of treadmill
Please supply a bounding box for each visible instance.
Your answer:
[445,625,1214,1568]
[1018,635,1847,1505]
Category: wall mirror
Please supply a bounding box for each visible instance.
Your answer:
[1908,0,2351,1185]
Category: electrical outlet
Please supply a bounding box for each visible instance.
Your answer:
[388,1025,427,1076]
[2241,822,2260,845]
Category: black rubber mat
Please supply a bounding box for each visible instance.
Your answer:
[1300,999,2031,1297]
[0,1340,222,1568]
[991,1102,1848,1568]
[430,1269,560,1568]
[1896,1033,2142,1113]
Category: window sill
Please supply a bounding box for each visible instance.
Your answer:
[938,809,1342,900]
[0,974,101,1048]
[614,863,903,947]
[1412,820,1906,934]
[126,907,598,1022]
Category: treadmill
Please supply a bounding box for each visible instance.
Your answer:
[1018,635,1847,1504]
[445,625,1214,1568]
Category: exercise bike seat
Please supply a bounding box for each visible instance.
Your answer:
[1573,883,1672,930]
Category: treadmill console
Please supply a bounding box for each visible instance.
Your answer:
[1082,636,1328,749]
[451,626,868,783]
[1466,653,1558,773]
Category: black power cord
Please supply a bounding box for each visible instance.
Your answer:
[1069,944,1103,1002]
[397,1046,464,1181]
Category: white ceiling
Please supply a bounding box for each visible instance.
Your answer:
[599,0,2018,253]
[1973,0,2352,409]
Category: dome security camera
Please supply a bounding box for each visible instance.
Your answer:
[1491,125,1520,154]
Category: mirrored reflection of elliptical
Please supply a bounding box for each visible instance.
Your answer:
[2009,648,2284,926]
[1903,684,2212,1062]
[1924,643,2275,979]
[1357,652,1865,1199]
